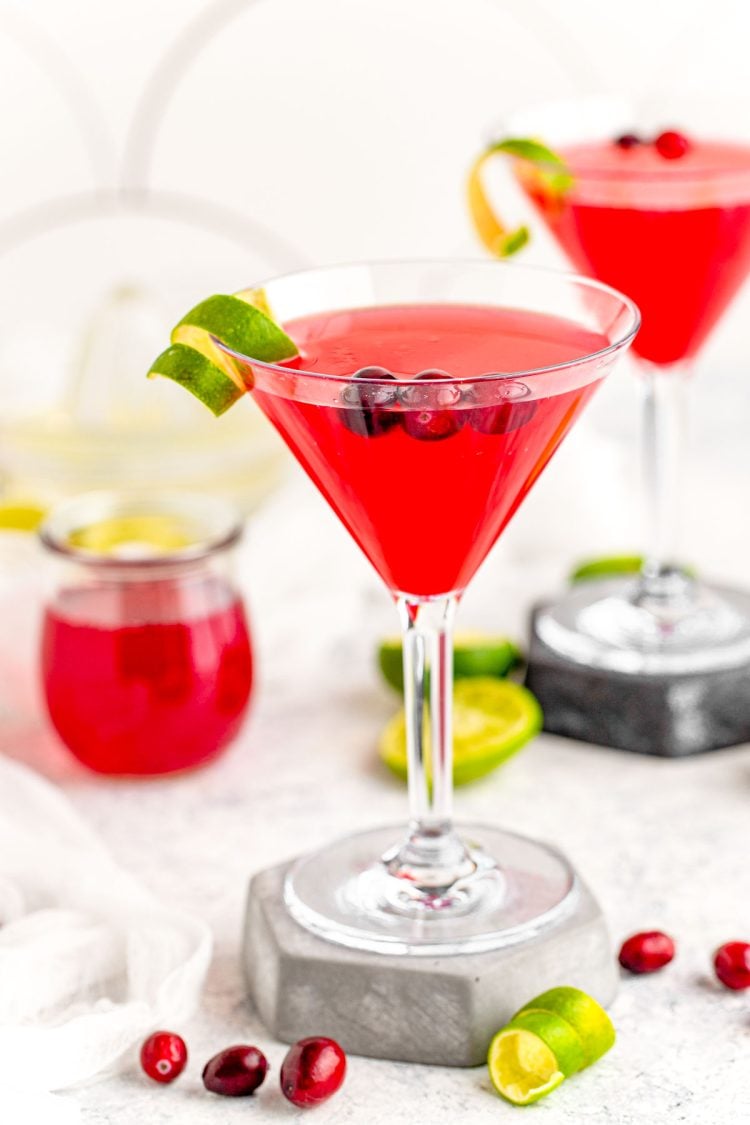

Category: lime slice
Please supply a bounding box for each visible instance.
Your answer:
[377,631,521,693]
[467,137,571,259]
[148,290,298,416]
[378,677,541,787]
[0,502,46,532]
[521,987,615,1067]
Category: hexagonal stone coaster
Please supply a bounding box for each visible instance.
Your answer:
[242,862,617,1067]
[526,606,750,756]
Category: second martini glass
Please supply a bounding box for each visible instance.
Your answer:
[490,101,750,674]
[220,261,638,954]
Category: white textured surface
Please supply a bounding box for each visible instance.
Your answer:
[2,463,749,1123]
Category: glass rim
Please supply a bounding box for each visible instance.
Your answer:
[216,258,641,385]
[38,489,244,568]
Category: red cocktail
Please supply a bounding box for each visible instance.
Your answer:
[214,262,639,953]
[256,303,606,597]
[472,106,750,677]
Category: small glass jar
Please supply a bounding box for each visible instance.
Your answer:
[38,491,253,776]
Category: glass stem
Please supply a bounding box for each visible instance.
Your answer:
[384,595,476,895]
[639,363,691,602]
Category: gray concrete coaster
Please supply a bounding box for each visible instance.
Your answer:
[243,861,617,1067]
[526,606,750,756]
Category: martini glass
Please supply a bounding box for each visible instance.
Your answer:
[499,100,750,674]
[220,261,638,953]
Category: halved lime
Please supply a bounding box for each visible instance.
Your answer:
[378,677,541,786]
[377,631,521,693]
[487,1009,585,1106]
[487,986,614,1106]
[148,290,298,416]
[522,986,615,1067]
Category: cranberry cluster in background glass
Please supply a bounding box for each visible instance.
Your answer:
[340,366,536,441]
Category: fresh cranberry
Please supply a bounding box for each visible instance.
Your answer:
[618,930,675,974]
[655,130,691,160]
[614,133,642,149]
[467,380,537,436]
[202,1044,269,1096]
[140,1031,188,1084]
[400,370,463,441]
[714,941,750,990]
[280,1036,346,1107]
[340,366,399,437]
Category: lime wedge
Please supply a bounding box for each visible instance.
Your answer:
[378,677,541,787]
[467,136,571,259]
[148,290,298,416]
[487,986,614,1107]
[0,502,46,532]
[377,632,521,693]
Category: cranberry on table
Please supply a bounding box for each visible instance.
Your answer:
[614,133,642,149]
[714,941,750,990]
[280,1036,347,1107]
[655,130,691,160]
[400,369,464,441]
[140,1031,188,1084]
[618,930,676,974]
[202,1044,269,1096]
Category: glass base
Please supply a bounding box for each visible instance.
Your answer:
[283,823,578,956]
[536,577,750,675]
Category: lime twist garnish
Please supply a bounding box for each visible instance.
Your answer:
[148,289,298,416]
[379,676,541,787]
[467,137,572,259]
[487,986,615,1106]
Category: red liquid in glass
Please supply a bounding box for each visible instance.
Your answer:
[252,303,607,596]
[42,580,253,775]
[518,139,750,365]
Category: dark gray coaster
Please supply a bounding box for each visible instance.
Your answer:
[242,862,617,1067]
[526,606,750,756]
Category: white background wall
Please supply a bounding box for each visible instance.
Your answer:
[0,0,747,581]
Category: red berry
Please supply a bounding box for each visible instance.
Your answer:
[618,930,675,973]
[401,370,463,441]
[140,1031,188,1084]
[341,367,399,437]
[714,941,750,990]
[614,133,641,150]
[655,130,690,160]
[280,1036,346,1107]
[202,1044,269,1096]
